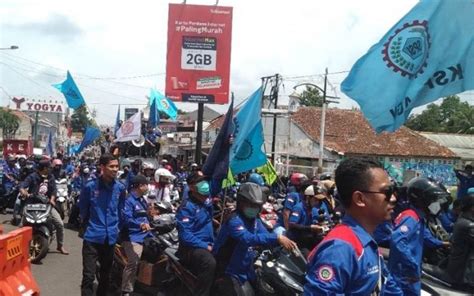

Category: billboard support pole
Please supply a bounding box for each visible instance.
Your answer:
[195,103,204,165]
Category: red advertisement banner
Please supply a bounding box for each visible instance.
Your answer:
[3,140,33,157]
[165,4,233,104]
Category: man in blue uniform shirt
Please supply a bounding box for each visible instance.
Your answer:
[213,182,297,295]
[176,172,215,296]
[121,175,153,296]
[304,158,402,295]
[79,153,126,296]
[282,173,308,231]
[388,178,450,296]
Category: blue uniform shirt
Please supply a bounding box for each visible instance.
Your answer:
[176,195,214,249]
[438,210,456,233]
[213,213,278,284]
[122,191,152,243]
[79,178,126,245]
[311,201,331,224]
[284,192,301,211]
[289,202,312,226]
[304,215,403,295]
[388,208,443,296]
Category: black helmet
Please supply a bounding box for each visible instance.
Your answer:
[237,183,266,206]
[407,178,450,210]
[319,172,332,181]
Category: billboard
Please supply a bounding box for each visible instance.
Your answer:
[165,4,233,104]
[124,108,139,120]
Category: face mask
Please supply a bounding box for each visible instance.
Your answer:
[428,201,441,216]
[196,181,210,196]
[243,207,260,219]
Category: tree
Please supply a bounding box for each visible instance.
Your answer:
[298,85,324,107]
[405,95,474,134]
[71,105,93,133]
[0,108,20,138]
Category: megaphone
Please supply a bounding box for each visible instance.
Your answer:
[132,135,145,147]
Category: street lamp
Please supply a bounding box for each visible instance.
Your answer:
[0,45,19,50]
[293,68,339,173]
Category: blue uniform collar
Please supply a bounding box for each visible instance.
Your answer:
[342,215,377,247]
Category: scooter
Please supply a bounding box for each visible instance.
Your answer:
[22,194,55,263]
[55,178,69,219]
[254,246,307,296]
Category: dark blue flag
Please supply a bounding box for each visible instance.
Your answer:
[202,96,234,196]
[75,127,101,154]
[114,105,121,137]
[45,130,55,156]
[148,97,160,128]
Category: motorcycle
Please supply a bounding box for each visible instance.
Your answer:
[55,178,70,219]
[254,246,307,296]
[22,194,55,263]
[421,265,473,296]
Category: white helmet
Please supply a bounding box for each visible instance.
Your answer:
[143,162,156,170]
[154,168,175,183]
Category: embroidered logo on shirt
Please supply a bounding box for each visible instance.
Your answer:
[287,198,294,203]
[367,265,379,275]
[236,225,245,231]
[317,265,335,282]
[182,217,190,222]
[291,212,300,217]
[400,225,409,233]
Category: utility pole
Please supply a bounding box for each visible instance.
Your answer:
[271,74,280,166]
[33,111,39,147]
[318,68,328,173]
[195,103,204,165]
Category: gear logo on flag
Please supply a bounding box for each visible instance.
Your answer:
[161,99,169,110]
[382,20,431,79]
[234,139,253,161]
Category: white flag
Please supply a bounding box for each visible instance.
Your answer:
[115,112,142,142]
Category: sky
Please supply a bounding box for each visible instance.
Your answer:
[0,0,473,125]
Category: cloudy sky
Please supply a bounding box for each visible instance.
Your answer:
[1,0,472,125]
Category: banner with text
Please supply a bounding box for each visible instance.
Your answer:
[165,3,233,104]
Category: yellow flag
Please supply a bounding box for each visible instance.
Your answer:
[257,160,278,185]
[222,168,236,188]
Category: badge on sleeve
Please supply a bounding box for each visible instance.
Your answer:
[400,225,409,233]
[317,265,335,282]
[181,217,190,222]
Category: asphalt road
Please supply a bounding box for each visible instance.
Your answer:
[1,212,84,296]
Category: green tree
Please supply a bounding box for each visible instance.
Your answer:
[405,95,474,134]
[0,108,20,138]
[71,105,93,133]
[298,85,324,107]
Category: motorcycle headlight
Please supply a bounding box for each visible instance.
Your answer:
[26,217,34,223]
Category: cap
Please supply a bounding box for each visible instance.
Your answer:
[186,171,207,184]
[131,175,149,186]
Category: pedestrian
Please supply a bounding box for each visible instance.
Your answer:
[79,153,126,296]
[304,158,402,295]
[121,175,152,296]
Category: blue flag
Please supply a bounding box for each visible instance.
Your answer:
[114,105,121,137]
[45,130,54,156]
[149,88,178,120]
[76,127,101,154]
[230,88,267,174]
[203,96,234,196]
[341,0,474,133]
[52,71,86,110]
[148,96,160,128]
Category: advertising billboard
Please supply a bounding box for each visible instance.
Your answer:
[165,4,233,104]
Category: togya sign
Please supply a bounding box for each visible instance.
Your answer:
[11,97,64,113]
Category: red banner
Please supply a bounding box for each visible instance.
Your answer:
[165,4,233,104]
[2,140,33,158]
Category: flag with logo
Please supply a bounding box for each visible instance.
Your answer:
[148,96,160,128]
[75,127,100,154]
[115,111,142,142]
[45,130,55,157]
[257,160,278,185]
[52,71,86,109]
[341,0,474,133]
[114,105,121,137]
[150,88,178,120]
[222,169,236,188]
[230,87,267,174]
[203,96,234,196]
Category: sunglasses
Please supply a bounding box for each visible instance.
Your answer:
[360,184,396,201]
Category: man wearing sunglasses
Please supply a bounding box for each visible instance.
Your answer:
[304,158,402,295]
[388,177,450,296]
